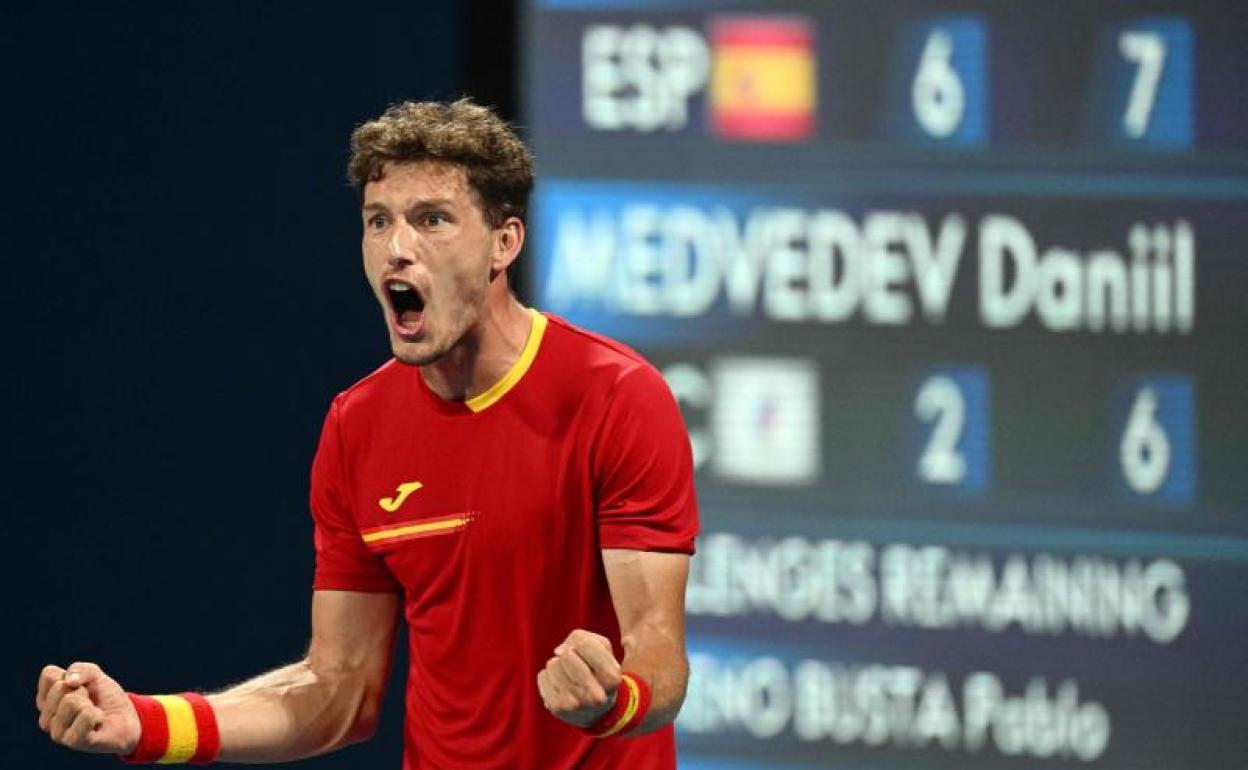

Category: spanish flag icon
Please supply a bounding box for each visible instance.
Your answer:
[709,17,816,141]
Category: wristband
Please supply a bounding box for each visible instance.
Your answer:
[583,673,651,738]
[122,693,220,765]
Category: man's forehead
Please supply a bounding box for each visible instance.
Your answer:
[364,159,470,203]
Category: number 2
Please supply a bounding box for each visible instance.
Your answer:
[915,375,966,484]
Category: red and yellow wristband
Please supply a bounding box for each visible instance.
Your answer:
[583,673,651,738]
[122,693,220,765]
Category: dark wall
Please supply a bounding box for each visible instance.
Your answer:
[3,3,495,766]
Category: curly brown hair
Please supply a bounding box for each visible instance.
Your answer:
[347,98,534,228]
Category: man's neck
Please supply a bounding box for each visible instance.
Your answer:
[420,294,533,403]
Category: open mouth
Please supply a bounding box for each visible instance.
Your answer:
[385,279,426,333]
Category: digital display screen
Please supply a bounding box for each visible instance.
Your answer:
[523,2,1248,767]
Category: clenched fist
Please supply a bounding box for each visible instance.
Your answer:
[536,630,622,728]
[36,662,140,755]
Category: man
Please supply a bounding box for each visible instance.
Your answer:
[35,99,699,769]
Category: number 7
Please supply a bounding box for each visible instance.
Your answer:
[1118,31,1167,139]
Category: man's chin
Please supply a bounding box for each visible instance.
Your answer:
[390,338,442,367]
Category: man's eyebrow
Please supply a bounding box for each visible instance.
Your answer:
[409,197,457,209]
[362,198,459,211]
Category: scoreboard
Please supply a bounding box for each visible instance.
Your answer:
[522,1,1248,768]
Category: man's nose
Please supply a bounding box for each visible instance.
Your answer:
[387,221,418,266]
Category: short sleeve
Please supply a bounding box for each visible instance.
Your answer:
[310,399,399,593]
[594,364,699,554]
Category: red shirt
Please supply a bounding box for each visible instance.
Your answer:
[310,311,699,769]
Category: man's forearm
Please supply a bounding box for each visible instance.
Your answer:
[619,624,689,734]
[206,658,384,762]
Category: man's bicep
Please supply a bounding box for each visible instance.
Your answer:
[308,590,401,676]
[601,549,689,645]
[595,366,699,554]
[311,402,401,593]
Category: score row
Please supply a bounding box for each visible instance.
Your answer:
[535,12,1226,150]
[662,360,1196,505]
[905,368,1193,503]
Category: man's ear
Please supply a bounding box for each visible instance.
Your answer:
[491,216,525,276]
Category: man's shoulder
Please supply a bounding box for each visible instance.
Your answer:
[539,313,654,383]
[328,358,409,419]
[532,314,679,424]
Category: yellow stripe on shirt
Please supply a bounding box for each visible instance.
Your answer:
[465,310,548,413]
[361,516,472,543]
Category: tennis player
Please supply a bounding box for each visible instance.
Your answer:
[36,99,699,769]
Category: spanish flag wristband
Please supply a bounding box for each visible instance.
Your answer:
[122,693,220,765]
[583,673,651,738]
